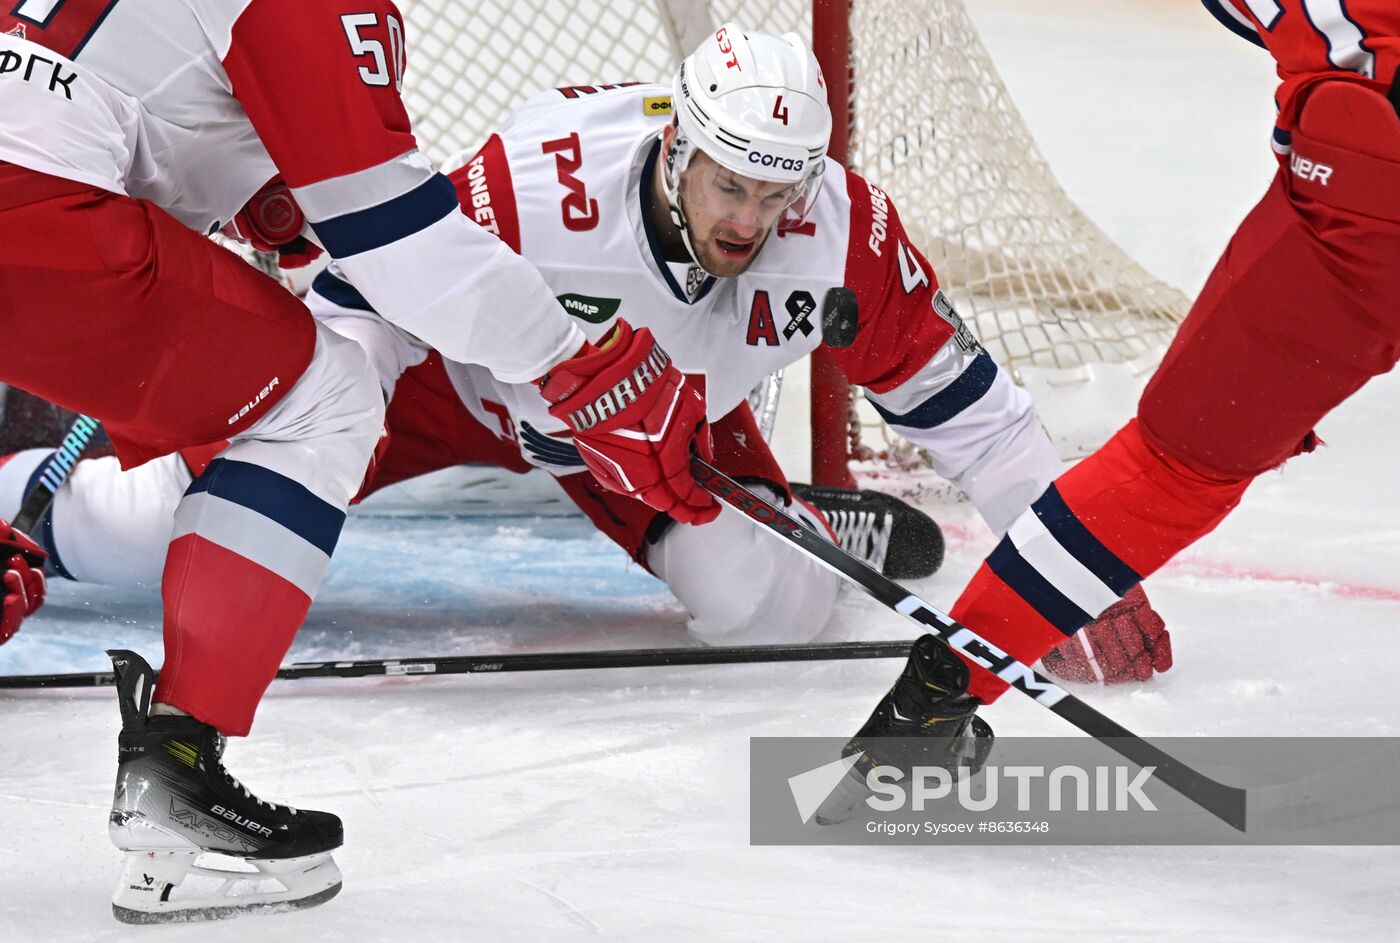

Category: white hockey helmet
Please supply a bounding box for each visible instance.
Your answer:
[664,24,833,267]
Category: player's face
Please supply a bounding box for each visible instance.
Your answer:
[678,150,803,276]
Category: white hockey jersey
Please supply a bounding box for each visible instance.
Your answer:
[0,0,581,383]
[310,83,1063,532]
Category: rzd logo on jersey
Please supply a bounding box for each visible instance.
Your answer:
[541,132,600,232]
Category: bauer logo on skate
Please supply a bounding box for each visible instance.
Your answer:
[211,804,274,838]
[563,344,670,432]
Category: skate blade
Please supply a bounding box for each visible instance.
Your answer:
[112,850,342,924]
[813,768,871,826]
[113,880,342,924]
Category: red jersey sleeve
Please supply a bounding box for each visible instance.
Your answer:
[1205,0,1400,131]
[446,134,523,254]
[222,0,418,190]
[830,169,955,394]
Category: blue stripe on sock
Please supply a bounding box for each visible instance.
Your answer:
[1031,485,1142,595]
[870,353,997,429]
[986,535,1090,637]
[186,459,345,557]
[312,174,459,258]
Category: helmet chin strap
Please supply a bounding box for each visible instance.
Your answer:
[661,127,721,278]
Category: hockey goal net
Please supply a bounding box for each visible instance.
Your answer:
[401,0,1189,486]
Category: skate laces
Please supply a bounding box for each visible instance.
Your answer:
[827,508,891,570]
[211,733,299,815]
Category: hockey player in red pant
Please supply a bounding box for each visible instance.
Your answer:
[820,0,1400,817]
[1,24,1167,665]
[0,0,710,922]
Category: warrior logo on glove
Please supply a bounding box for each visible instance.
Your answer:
[561,343,671,432]
[539,320,718,525]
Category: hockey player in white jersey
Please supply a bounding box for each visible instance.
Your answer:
[1,24,1169,691]
[0,0,713,923]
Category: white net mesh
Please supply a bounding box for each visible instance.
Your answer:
[398,0,1188,467]
[402,1,682,164]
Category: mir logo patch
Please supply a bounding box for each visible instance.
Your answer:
[557,293,621,324]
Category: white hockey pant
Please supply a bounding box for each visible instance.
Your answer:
[0,323,383,587]
[647,484,842,646]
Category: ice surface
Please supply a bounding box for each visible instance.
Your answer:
[4,1,1399,939]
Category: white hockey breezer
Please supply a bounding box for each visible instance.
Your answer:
[107,650,344,923]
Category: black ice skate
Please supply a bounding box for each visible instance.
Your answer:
[790,482,944,579]
[107,650,342,924]
[815,634,993,825]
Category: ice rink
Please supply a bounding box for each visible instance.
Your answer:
[4,1,1399,939]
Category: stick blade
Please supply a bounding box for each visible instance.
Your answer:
[1245,742,1400,833]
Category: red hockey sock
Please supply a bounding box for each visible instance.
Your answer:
[151,458,344,736]
[952,420,1252,703]
[154,535,312,735]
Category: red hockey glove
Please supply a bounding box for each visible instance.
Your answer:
[1040,585,1172,685]
[539,321,719,525]
[223,178,324,269]
[0,519,47,646]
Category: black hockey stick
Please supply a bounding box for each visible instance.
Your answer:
[690,455,1400,834]
[12,414,101,533]
[0,639,916,689]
